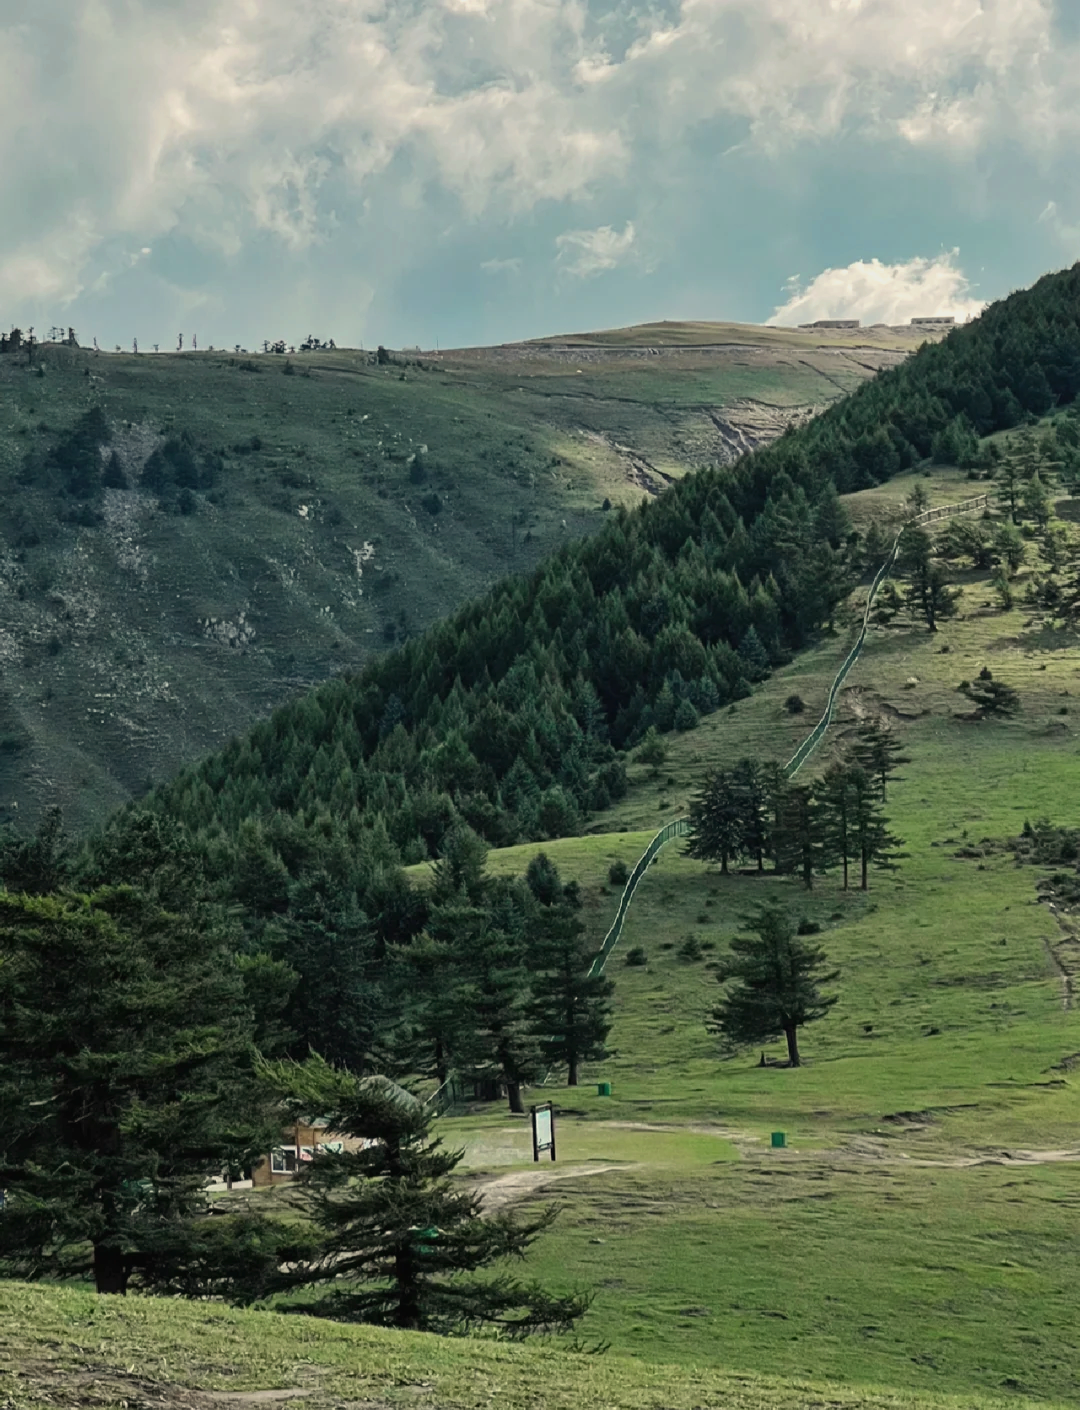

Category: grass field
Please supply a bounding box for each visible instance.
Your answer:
[400,461,1080,1403]
[2,1279,1072,1410]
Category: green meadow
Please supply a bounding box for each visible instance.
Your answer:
[400,462,1080,1403]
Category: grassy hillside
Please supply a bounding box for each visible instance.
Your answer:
[0,324,926,832]
[373,460,1080,1404]
[1,1280,1069,1410]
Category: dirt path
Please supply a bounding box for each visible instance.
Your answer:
[467,1162,637,1210]
[1041,901,1077,1010]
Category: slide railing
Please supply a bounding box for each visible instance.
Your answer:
[588,492,990,975]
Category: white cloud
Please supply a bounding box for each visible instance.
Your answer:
[480,257,523,274]
[766,252,986,326]
[2,0,1079,338]
[555,221,636,278]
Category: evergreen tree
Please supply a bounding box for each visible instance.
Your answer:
[732,756,770,872]
[0,889,289,1294]
[848,766,904,890]
[771,780,827,890]
[454,884,544,1113]
[686,768,745,874]
[274,871,384,1074]
[708,904,839,1067]
[995,456,1023,523]
[0,804,69,894]
[737,626,771,682]
[817,763,856,890]
[262,1056,589,1336]
[851,719,910,800]
[524,854,613,1086]
[1020,470,1051,529]
[899,525,959,632]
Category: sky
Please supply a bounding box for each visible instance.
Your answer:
[3,0,1080,352]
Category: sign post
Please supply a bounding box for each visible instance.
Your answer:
[531,1102,556,1163]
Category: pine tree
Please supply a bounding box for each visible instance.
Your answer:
[848,766,904,890]
[686,768,745,874]
[0,804,69,894]
[0,889,288,1294]
[737,626,771,682]
[524,854,613,1086]
[708,904,839,1067]
[732,756,770,872]
[817,763,856,890]
[443,882,544,1113]
[262,1056,589,1336]
[274,871,384,1074]
[851,719,910,800]
[899,524,960,632]
[772,780,827,890]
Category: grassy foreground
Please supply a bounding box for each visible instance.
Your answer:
[0,1281,1068,1410]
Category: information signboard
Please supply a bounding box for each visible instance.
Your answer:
[531,1102,556,1163]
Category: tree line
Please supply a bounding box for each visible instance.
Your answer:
[686,720,907,891]
[0,826,606,1332]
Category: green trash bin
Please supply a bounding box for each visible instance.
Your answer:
[770,1131,786,1149]
[597,1082,612,1097]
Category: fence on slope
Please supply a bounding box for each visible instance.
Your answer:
[587,493,989,977]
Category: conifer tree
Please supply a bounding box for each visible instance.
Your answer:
[708,904,839,1067]
[458,884,545,1113]
[524,854,613,1086]
[262,1057,589,1336]
[848,766,904,890]
[0,889,288,1294]
[899,524,959,632]
[771,780,828,890]
[732,756,770,872]
[817,763,856,890]
[686,768,745,874]
[851,719,910,800]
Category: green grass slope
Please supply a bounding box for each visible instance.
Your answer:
[1,1281,1067,1410]
[407,460,1080,1403]
[0,327,928,831]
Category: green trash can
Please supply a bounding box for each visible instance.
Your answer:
[597,1082,612,1097]
[770,1131,786,1149]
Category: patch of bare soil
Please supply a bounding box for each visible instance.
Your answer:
[467,1162,635,1211]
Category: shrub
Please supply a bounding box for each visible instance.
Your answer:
[608,859,630,886]
[797,917,822,935]
[624,946,648,967]
[422,492,442,516]
[784,693,806,715]
[678,935,704,962]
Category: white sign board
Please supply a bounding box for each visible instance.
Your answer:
[531,1103,555,1162]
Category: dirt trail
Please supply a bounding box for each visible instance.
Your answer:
[1042,902,1078,1010]
[468,1162,637,1210]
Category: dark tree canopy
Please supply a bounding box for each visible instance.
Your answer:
[0,889,289,1295]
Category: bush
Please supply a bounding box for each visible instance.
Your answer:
[678,935,704,961]
[797,917,822,935]
[784,693,806,715]
[624,946,648,967]
[422,492,442,516]
[608,859,630,886]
